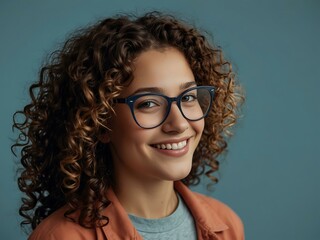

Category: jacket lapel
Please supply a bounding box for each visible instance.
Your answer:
[174,181,229,239]
[100,188,142,240]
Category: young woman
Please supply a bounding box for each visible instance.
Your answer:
[12,12,244,240]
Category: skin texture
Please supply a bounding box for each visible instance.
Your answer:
[101,48,204,218]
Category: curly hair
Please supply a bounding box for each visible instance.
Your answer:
[12,11,243,231]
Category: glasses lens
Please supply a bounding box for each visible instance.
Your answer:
[180,88,212,121]
[133,95,168,128]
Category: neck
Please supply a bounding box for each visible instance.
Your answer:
[114,176,178,219]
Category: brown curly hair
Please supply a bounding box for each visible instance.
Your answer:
[12,11,243,231]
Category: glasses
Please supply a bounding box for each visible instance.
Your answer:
[113,86,215,129]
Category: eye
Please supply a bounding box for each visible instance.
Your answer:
[181,94,197,102]
[136,100,159,109]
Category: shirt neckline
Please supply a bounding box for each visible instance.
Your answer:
[128,193,187,233]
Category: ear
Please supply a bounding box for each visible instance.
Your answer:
[99,132,110,143]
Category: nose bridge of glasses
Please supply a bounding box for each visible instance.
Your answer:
[167,96,179,106]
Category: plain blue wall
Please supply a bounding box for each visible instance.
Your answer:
[1,0,319,239]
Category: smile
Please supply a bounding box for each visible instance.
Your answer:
[153,140,187,150]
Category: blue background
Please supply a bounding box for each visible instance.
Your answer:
[1,0,319,239]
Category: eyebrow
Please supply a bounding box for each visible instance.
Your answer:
[129,81,197,96]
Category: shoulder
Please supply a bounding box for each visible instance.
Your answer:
[192,192,244,237]
[28,207,96,240]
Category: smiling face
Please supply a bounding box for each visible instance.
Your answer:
[105,48,204,184]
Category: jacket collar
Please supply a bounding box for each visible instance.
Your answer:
[174,181,228,235]
[101,181,228,239]
[102,188,140,239]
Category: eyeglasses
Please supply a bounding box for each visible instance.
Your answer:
[113,86,215,129]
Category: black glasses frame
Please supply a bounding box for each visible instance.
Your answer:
[113,86,215,129]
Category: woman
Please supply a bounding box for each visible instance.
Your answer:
[12,11,244,239]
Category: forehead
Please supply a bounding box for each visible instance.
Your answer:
[123,48,195,95]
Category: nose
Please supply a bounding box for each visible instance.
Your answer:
[161,102,189,133]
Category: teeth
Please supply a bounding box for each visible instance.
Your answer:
[155,140,187,150]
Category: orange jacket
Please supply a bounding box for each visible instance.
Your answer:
[29,181,244,240]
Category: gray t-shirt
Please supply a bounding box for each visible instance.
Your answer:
[128,194,197,240]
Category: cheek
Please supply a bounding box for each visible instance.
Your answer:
[109,106,136,135]
[108,108,147,149]
[194,119,205,135]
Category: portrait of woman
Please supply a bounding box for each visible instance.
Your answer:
[12,11,244,240]
[2,1,319,239]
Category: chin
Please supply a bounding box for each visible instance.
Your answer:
[163,164,192,181]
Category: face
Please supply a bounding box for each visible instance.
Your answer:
[104,48,204,184]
